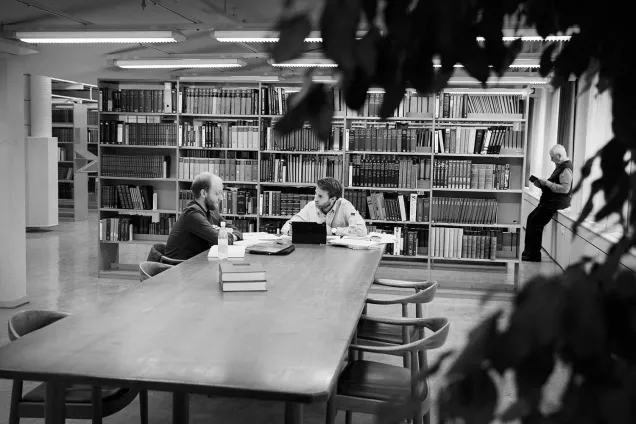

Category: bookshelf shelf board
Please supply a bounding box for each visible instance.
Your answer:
[52,123,74,128]
[347,151,432,156]
[346,186,430,192]
[365,219,429,225]
[432,188,523,193]
[99,144,177,149]
[435,153,524,158]
[431,256,518,264]
[261,150,343,155]
[99,208,177,214]
[260,215,292,220]
[58,141,74,145]
[179,146,259,151]
[222,213,258,218]
[99,112,176,116]
[99,176,177,182]
[100,240,161,245]
[180,114,260,119]
[59,180,74,183]
[348,116,434,122]
[436,117,526,123]
[382,254,429,260]
[260,182,316,187]
[58,161,74,164]
[59,199,74,205]
[431,222,521,228]
[178,180,258,185]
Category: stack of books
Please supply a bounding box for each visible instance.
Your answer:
[218,261,267,292]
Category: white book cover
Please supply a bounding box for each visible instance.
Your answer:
[448,228,455,259]
[398,195,407,221]
[444,227,450,258]
[409,194,417,222]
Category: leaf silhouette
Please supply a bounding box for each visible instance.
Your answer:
[320,0,360,74]
[438,368,498,424]
[379,79,406,119]
[540,43,558,77]
[271,14,312,63]
[446,311,502,377]
[361,0,377,23]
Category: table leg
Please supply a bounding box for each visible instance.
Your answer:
[172,392,189,424]
[285,402,303,424]
[45,382,66,424]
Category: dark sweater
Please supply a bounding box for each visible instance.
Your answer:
[540,160,573,209]
[165,200,243,261]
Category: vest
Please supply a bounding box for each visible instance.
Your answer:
[540,160,573,209]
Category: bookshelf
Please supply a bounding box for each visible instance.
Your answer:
[97,79,529,289]
[53,103,93,221]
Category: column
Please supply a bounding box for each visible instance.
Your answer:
[0,57,29,308]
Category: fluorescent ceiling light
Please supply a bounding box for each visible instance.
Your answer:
[448,76,548,85]
[16,31,186,44]
[477,35,571,42]
[269,58,337,67]
[432,58,540,68]
[178,75,279,82]
[115,58,245,69]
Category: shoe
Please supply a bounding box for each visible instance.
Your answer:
[522,254,541,262]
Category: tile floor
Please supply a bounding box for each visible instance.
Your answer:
[0,214,563,424]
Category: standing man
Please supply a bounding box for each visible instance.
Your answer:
[281,177,367,237]
[522,144,573,262]
[165,172,243,261]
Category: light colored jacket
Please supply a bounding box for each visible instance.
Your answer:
[281,198,367,236]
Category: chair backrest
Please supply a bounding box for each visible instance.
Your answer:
[160,255,184,266]
[8,310,70,341]
[147,243,166,263]
[367,281,438,306]
[139,261,174,281]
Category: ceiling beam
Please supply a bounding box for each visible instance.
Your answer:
[13,0,92,26]
[0,38,39,55]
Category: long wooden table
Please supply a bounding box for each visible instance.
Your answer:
[0,244,384,424]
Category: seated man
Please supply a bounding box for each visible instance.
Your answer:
[165,172,243,261]
[281,177,367,237]
[522,144,573,262]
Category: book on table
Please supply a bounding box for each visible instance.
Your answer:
[218,261,267,292]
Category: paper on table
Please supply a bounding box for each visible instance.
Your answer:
[208,245,246,258]
[368,232,397,243]
[242,232,281,240]
[234,239,267,247]
[327,238,381,250]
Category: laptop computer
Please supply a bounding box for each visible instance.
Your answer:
[246,242,296,255]
[291,222,327,245]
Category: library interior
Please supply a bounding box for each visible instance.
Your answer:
[0,1,626,424]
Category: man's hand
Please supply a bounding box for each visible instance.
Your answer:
[538,178,547,186]
[533,180,542,188]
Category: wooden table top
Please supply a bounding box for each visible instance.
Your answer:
[0,245,383,403]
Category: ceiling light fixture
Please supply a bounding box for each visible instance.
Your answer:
[476,35,571,42]
[269,58,337,67]
[115,58,245,69]
[178,75,279,82]
[432,58,541,69]
[15,30,186,44]
[448,77,548,85]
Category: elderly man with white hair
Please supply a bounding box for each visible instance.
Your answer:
[522,144,573,262]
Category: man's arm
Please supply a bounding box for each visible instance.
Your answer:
[217,214,243,241]
[543,168,573,194]
[281,203,313,235]
[185,211,220,245]
[332,202,368,236]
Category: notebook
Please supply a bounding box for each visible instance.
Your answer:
[219,261,266,282]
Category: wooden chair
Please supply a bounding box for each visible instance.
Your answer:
[7,310,148,424]
[359,280,438,367]
[139,261,173,282]
[147,242,184,266]
[328,316,450,424]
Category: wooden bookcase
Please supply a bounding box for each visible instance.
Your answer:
[97,78,529,289]
[53,103,93,221]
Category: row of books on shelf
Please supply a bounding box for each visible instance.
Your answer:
[430,227,519,259]
[88,128,98,144]
[262,126,338,152]
[259,191,311,217]
[58,147,70,162]
[260,157,345,185]
[430,198,500,224]
[180,121,259,149]
[346,91,436,118]
[225,219,256,233]
[101,155,170,178]
[59,182,73,199]
[58,167,73,181]
[178,189,258,215]
[100,121,178,146]
[101,185,157,210]
[178,158,258,182]
[98,215,175,241]
[434,126,524,155]
[347,127,431,153]
[52,108,73,123]
[348,157,428,189]
[53,128,74,143]
[100,86,173,114]
[183,87,259,116]
[433,161,511,190]
[346,191,430,222]
[88,110,98,126]
[367,225,428,257]
[439,93,524,118]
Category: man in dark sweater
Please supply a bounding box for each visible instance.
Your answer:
[165,172,243,261]
[522,144,573,262]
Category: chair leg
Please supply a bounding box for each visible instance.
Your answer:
[92,386,103,424]
[326,396,336,424]
[345,411,352,424]
[139,389,149,424]
[9,380,23,424]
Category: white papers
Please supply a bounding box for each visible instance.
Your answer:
[242,232,281,241]
[208,245,246,258]
[368,232,397,243]
[327,238,381,250]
